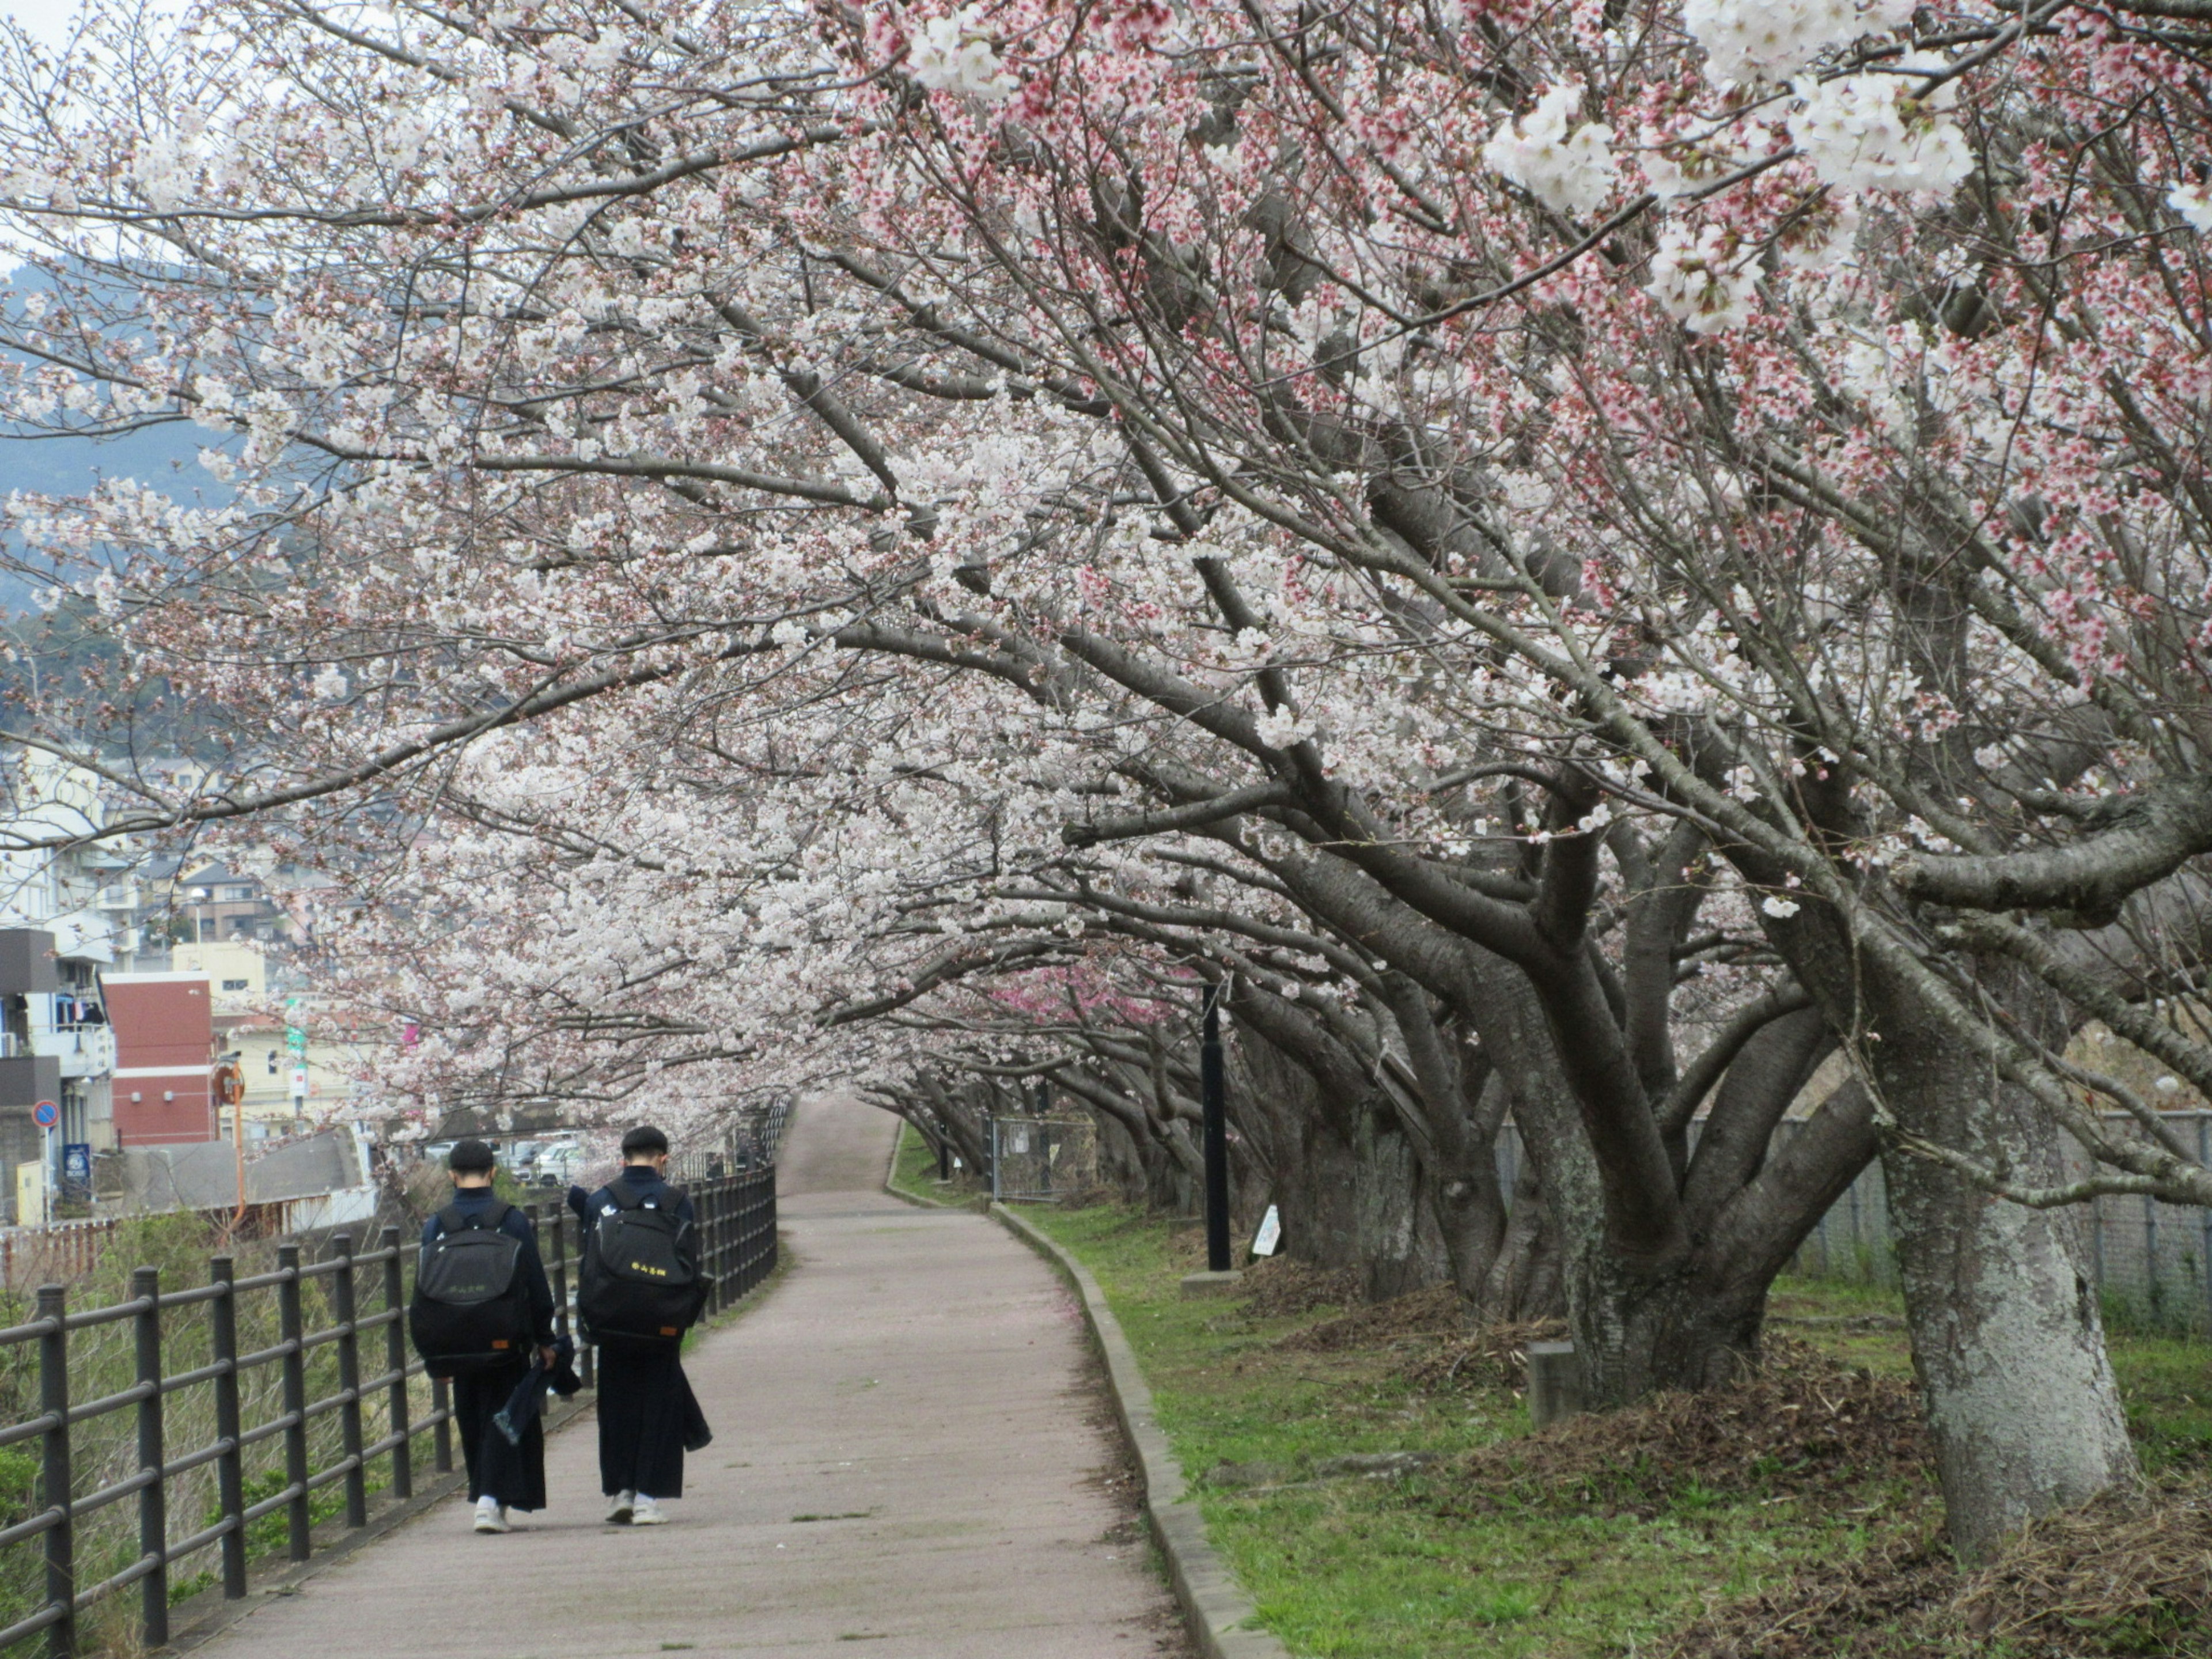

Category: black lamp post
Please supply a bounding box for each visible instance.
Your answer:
[1201,981,1230,1272]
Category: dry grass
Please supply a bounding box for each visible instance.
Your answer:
[1664,1482,2212,1657]
[1396,1318,1569,1393]
[1430,1337,1933,1523]
[1237,1255,1361,1319]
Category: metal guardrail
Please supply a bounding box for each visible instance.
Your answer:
[0,1226,449,1659]
[0,1166,777,1657]
[693,1169,778,1317]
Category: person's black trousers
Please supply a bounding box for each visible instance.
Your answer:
[595,1340,709,1497]
[450,1360,548,1510]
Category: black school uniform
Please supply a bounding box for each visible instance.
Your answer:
[569,1171,713,1497]
[422,1189,557,1509]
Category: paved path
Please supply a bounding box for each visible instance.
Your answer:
[191,1096,1187,1658]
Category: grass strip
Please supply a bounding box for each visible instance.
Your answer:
[989,1184,2211,1659]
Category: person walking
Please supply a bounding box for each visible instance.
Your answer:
[412,1139,558,1534]
[569,1125,713,1526]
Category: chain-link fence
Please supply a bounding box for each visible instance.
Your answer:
[987,1118,1099,1204]
[1497,1110,2212,1332]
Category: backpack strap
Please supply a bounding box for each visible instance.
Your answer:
[604,1176,656,1211]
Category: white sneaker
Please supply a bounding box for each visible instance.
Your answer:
[472,1498,510,1534]
[631,1495,667,1526]
[605,1490,635,1525]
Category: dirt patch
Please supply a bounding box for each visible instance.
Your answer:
[1662,1482,2212,1657]
[1271,1283,1462,1350]
[1070,1325,1202,1659]
[1437,1339,1931,1522]
[1240,1255,1361,1319]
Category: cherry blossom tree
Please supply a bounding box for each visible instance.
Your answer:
[4,0,2209,1552]
[810,0,2212,1547]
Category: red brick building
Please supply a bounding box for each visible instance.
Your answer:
[104,973,219,1145]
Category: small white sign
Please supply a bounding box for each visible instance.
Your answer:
[1251,1205,1282,1257]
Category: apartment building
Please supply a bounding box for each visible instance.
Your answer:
[0,754,144,1211]
[101,972,219,1146]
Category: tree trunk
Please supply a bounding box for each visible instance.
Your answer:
[1765,906,2141,1558]
[1879,1042,2138,1559]
[1478,1160,1564,1319]
[1236,1028,1447,1298]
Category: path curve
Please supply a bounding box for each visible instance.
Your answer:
[187,1094,1187,1658]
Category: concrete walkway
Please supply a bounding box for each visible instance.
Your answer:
[190,1096,1188,1658]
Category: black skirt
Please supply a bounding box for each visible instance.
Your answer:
[451,1360,548,1510]
[594,1340,710,1498]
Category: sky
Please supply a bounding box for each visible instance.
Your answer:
[0,0,224,604]
[3,0,84,46]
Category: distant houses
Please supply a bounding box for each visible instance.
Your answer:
[0,752,374,1223]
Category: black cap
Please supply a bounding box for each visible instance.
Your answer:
[620,1124,669,1157]
[448,1138,496,1173]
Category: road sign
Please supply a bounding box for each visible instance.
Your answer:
[31,1100,59,1130]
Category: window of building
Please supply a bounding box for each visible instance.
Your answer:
[221,978,250,992]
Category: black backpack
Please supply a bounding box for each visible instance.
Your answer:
[578,1177,706,1344]
[409,1202,532,1373]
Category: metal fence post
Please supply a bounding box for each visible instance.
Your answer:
[37,1284,73,1659]
[545,1206,571,1345]
[431,1375,453,1472]
[710,1179,725,1305]
[764,1171,778,1289]
[209,1257,247,1599]
[710,1181,729,1315]
[275,1244,312,1560]
[380,1227,412,1501]
[2145,1195,2161,1319]
[332,1236,367,1528]
[132,1266,168,1647]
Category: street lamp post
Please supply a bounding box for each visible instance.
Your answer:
[1200,981,1231,1274]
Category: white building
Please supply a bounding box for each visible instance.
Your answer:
[0,751,142,1161]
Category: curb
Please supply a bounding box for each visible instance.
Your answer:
[990,1203,1291,1659]
[881,1121,983,1212]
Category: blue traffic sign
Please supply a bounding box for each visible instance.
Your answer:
[31,1100,59,1130]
